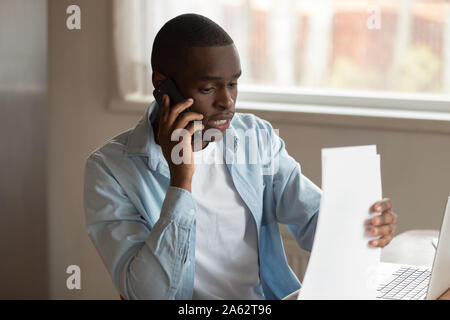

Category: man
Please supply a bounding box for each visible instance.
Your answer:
[84,13,397,300]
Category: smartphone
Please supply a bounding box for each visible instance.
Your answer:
[153,78,202,145]
[153,78,185,110]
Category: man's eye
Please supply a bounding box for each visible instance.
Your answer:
[200,87,214,94]
[229,82,238,87]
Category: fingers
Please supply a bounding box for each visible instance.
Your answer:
[369,223,396,237]
[166,98,195,128]
[369,210,397,237]
[184,121,205,137]
[160,94,170,122]
[368,198,398,248]
[371,209,398,226]
[369,234,394,248]
[160,96,203,133]
[172,112,204,131]
[370,198,393,214]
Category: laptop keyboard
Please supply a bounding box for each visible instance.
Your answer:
[377,266,431,300]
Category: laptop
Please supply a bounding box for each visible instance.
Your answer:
[376,196,450,300]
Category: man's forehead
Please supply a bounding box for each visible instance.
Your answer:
[184,45,240,78]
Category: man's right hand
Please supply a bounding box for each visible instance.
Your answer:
[157,94,204,192]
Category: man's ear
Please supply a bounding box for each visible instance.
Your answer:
[152,71,167,89]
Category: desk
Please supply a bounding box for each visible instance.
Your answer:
[119,230,449,300]
[284,230,450,300]
[380,229,439,267]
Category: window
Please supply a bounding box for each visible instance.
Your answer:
[112,0,450,113]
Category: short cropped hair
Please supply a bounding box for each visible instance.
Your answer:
[151,13,234,77]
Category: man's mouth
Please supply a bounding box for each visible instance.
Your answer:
[206,113,233,131]
[211,119,228,125]
[207,119,231,131]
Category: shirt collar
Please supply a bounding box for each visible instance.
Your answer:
[125,101,162,171]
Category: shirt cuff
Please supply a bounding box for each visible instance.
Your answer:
[159,186,197,228]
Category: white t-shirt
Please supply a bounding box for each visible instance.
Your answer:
[191,140,264,300]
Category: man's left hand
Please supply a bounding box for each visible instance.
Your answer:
[368,198,398,248]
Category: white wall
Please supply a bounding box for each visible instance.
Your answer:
[47,0,450,299]
[261,113,450,233]
[0,0,47,92]
[0,0,48,299]
[48,0,138,299]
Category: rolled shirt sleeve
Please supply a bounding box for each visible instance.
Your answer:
[84,155,196,299]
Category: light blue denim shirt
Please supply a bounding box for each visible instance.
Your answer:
[84,101,322,300]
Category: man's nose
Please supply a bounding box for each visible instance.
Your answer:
[215,87,234,110]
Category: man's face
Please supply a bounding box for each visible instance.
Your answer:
[175,44,241,141]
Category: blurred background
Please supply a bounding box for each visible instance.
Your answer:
[1,0,450,299]
[115,0,450,98]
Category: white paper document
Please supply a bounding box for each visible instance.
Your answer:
[298,145,382,300]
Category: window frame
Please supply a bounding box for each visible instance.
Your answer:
[108,0,450,133]
[109,85,450,114]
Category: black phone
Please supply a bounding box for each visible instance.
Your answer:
[153,78,185,110]
[153,78,202,145]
